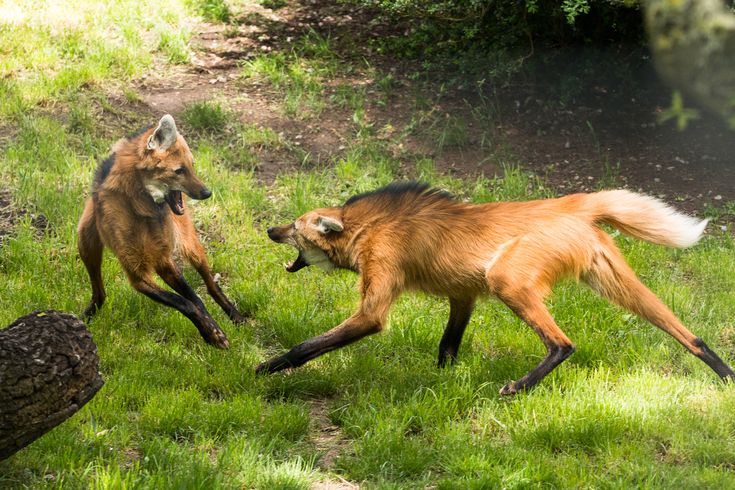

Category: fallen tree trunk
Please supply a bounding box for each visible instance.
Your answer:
[0,310,104,461]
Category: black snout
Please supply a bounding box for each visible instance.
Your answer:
[198,188,212,200]
[267,226,289,242]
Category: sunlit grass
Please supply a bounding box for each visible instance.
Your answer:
[241,31,342,119]
[0,0,194,117]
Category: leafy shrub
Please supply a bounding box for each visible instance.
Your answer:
[346,0,643,55]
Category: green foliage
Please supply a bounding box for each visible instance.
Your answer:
[186,0,233,23]
[561,0,590,24]
[657,91,700,131]
[645,0,735,129]
[346,0,643,63]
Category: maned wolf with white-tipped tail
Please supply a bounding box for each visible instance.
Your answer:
[262,182,734,394]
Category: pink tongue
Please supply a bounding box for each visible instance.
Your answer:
[166,191,184,215]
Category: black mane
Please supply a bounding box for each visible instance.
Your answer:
[344,182,455,207]
[93,124,152,188]
[93,153,116,187]
[126,124,153,141]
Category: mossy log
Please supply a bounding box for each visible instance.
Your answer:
[0,311,104,461]
[644,0,735,124]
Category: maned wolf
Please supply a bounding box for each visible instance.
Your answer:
[77,114,244,348]
[262,182,734,394]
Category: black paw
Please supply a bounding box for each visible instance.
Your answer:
[499,381,521,396]
[255,354,293,375]
[229,310,248,325]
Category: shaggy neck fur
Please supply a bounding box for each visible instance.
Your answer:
[93,135,164,218]
[326,183,467,272]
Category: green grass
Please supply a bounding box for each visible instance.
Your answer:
[0,0,197,116]
[2,1,735,488]
[186,0,233,23]
[157,28,192,64]
[261,0,288,9]
[182,100,231,134]
[242,31,342,119]
[182,100,290,172]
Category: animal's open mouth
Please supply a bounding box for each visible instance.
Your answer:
[285,251,309,273]
[166,190,185,215]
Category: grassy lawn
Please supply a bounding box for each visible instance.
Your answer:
[1,1,735,488]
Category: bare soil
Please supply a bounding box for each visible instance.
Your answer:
[0,190,17,244]
[132,0,734,220]
[305,398,358,489]
[494,56,735,212]
[0,189,49,243]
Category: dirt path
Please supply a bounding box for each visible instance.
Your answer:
[305,398,358,490]
[133,0,734,221]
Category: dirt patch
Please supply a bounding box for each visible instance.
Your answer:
[0,189,49,244]
[371,49,735,218]
[305,398,351,470]
[305,397,359,490]
[129,0,734,221]
[121,446,141,470]
[311,477,360,490]
[0,190,17,243]
[490,54,735,214]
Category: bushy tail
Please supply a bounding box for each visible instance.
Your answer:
[585,190,708,248]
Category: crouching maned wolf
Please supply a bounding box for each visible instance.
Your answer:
[77,114,245,348]
[261,182,734,394]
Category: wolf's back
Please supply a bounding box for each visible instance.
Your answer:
[583,190,707,248]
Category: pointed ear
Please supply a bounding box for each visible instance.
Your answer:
[147,114,178,151]
[315,215,343,233]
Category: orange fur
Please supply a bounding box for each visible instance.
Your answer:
[77,115,244,348]
[262,183,734,393]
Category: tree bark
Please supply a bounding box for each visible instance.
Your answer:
[0,310,104,461]
[644,0,735,125]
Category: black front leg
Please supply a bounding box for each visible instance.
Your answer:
[130,276,229,349]
[156,260,209,311]
[195,263,247,324]
[438,297,475,367]
[256,314,382,374]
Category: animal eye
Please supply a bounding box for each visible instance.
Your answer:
[175,167,186,175]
